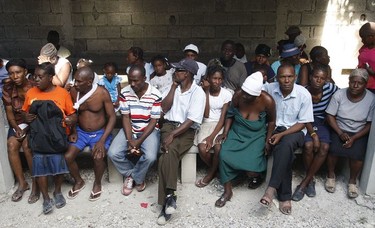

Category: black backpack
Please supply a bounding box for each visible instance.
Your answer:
[28,100,68,154]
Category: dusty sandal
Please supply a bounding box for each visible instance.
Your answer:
[195,179,209,188]
[325,177,336,193]
[28,192,40,204]
[348,184,359,198]
[11,186,30,202]
[215,193,232,208]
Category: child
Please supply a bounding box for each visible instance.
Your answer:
[358,22,375,93]
[149,55,173,96]
[194,65,232,188]
[98,62,121,110]
[22,63,76,214]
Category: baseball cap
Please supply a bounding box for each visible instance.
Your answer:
[183,44,199,54]
[171,58,199,75]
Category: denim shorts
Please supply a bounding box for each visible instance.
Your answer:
[32,152,69,177]
[70,126,112,151]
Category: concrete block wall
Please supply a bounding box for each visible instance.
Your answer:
[0,0,374,71]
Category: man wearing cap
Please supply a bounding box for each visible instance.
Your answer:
[271,43,302,82]
[260,62,313,215]
[214,72,276,208]
[244,44,276,82]
[208,40,247,94]
[183,44,207,85]
[277,25,302,56]
[157,58,206,225]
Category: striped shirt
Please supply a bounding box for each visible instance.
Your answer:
[119,82,162,133]
[311,82,338,120]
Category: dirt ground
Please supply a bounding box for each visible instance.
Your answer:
[0,165,374,228]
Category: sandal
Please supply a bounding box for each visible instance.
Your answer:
[43,199,54,214]
[195,179,209,188]
[260,187,275,208]
[54,192,66,208]
[215,193,232,208]
[11,186,30,202]
[248,176,264,189]
[28,192,40,204]
[279,201,292,215]
[325,176,336,193]
[67,183,86,199]
[89,188,103,201]
[348,184,359,198]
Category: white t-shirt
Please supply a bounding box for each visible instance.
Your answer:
[194,61,207,85]
[55,57,73,85]
[164,83,206,125]
[205,88,233,122]
[149,69,173,97]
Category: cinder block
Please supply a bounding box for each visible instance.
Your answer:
[6,0,33,12]
[72,14,84,26]
[313,26,324,39]
[240,26,264,38]
[179,13,204,25]
[167,26,192,39]
[109,39,134,51]
[73,39,87,53]
[191,0,215,13]
[301,13,326,26]
[50,0,62,13]
[132,13,156,25]
[77,1,95,13]
[14,14,39,26]
[83,14,108,26]
[133,39,158,53]
[156,39,180,51]
[224,0,245,12]
[287,12,302,25]
[167,1,191,13]
[252,12,276,25]
[118,0,143,13]
[87,39,110,51]
[107,13,131,26]
[97,26,121,38]
[144,26,168,38]
[0,14,15,26]
[5,26,29,39]
[286,0,313,11]
[74,27,97,39]
[17,39,43,55]
[181,153,196,183]
[264,26,276,38]
[315,0,329,11]
[121,26,144,38]
[94,1,120,13]
[142,0,165,12]
[192,26,215,38]
[204,13,228,25]
[0,27,5,39]
[216,26,239,38]
[154,14,174,25]
[39,14,62,26]
[228,13,252,25]
[28,26,59,39]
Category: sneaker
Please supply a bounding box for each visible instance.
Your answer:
[135,182,146,192]
[157,207,171,226]
[305,181,316,197]
[122,176,134,196]
[165,194,177,215]
[292,185,305,201]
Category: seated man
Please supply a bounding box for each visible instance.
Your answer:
[65,67,116,201]
[157,59,206,225]
[215,72,276,208]
[260,62,313,215]
[108,65,162,196]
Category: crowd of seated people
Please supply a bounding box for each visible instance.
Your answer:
[0,24,375,225]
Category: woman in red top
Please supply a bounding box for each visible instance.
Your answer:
[2,59,39,203]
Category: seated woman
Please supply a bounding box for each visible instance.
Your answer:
[292,64,338,201]
[38,43,72,87]
[149,55,173,96]
[215,72,276,207]
[244,44,276,83]
[194,65,232,188]
[2,59,39,203]
[299,46,335,86]
[325,68,375,198]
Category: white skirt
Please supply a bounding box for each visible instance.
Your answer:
[194,121,223,147]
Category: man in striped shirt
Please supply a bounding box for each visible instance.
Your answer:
[108,65,162,196]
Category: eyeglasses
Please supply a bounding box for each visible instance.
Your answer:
[174,68,187,72]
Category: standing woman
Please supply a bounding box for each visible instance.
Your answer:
[38,43,72,87]
[2,59,39,203]
[325,68,375,198]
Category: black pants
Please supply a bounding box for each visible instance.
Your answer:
[269,131,304,201]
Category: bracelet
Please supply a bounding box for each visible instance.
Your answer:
[310,132,317,137]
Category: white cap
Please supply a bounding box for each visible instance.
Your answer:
[183,44,199,54]
[241,71,263,96]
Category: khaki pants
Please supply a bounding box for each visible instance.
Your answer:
[157,123,195,205]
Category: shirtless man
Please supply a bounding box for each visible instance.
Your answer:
[65,67,116,201]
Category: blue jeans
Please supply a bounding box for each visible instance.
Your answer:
[108,129,160,184]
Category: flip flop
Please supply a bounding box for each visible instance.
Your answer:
[215,193,233,208]
[11,186,30,202]
[67,184,86,199]
[28,192,40,204]
[89,188,103,201]
[259,196,272,208]
[195,179,209,188]
[279,201,292,215]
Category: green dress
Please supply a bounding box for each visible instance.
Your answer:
[219,107,267,184]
